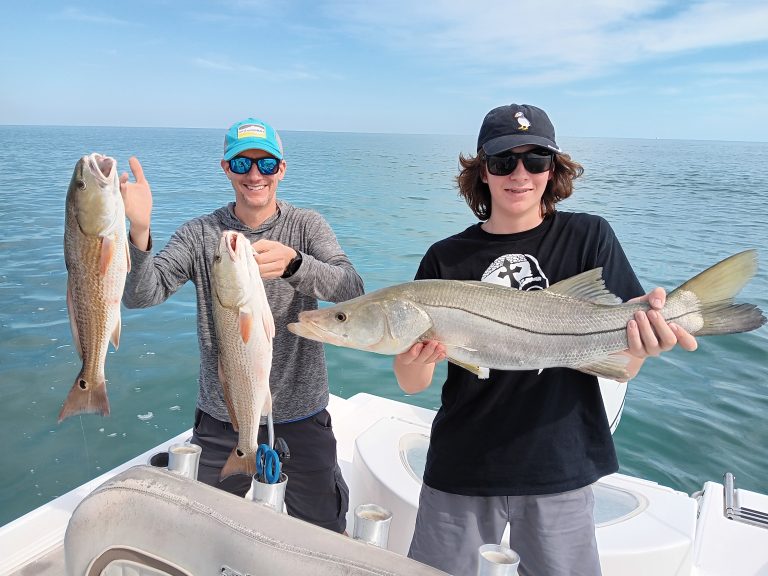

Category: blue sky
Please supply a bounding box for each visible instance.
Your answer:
[2,0,767,141]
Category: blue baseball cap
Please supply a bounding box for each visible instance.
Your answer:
[223,118,283,161]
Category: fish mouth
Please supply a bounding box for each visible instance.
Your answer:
[222,230,244,260]
[85,153,116,182]
[287,320,346,346]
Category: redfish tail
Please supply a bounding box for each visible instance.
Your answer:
[58,374,110,423]
[220,447,256,480]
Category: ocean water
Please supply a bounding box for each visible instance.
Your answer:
[0,126,766,527]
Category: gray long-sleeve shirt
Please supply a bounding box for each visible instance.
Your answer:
[122,200,364,423]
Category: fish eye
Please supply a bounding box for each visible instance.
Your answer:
[334,312,347,323]
[213,254,221,263]
[76,179,86,190]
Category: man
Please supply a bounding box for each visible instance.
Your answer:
[120,117,364,533]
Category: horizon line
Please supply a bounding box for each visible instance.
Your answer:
[0,123,766,145]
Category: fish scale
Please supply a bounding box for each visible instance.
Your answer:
[421,291,637,369]
[66,231,125,374]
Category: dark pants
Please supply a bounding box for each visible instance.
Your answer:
[191,408,349,533]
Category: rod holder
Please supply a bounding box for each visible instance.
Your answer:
[167,443,202,480]
[477,544,520,576]
[352,504,392,548]
[250,473,288,512]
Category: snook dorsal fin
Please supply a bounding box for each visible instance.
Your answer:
[546,268,622,305]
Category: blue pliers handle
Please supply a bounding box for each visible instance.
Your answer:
[256,443,281,484]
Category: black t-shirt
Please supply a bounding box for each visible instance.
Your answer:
[416,211,644,496]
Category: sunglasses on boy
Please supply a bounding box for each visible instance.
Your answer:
[228,156,281,176]
[485,149,554,176]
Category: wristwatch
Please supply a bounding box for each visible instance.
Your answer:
[281,252,303,278]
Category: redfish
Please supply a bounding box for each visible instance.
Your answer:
[59,154,129,422]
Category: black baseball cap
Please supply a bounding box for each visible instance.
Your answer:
[477,104,561,155]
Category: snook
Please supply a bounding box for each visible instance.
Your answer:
[288,250,766,380]
[59,154,130,423]
[212,230,275,480]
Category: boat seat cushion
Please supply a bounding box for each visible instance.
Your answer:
[101,558,181,576]
[65,465,447,576]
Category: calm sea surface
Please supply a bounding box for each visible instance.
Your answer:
[0,126,766,526]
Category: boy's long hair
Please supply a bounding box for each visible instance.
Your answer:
[456,151,584,221]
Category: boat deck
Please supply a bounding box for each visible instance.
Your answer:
[4,394,768,576]
[9,545,63,576]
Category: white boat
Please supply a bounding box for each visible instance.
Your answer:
[2,381,767,575]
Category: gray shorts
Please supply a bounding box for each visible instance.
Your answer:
[408,484,601,576]
[190,408,349,533]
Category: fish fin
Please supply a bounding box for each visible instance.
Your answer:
[423,335,478,353]
[99,235,116,276]
[447,356,490,379]
[66,280,83,359]
[110,312,121,351]
[574,354,630,381]
[220,447,256,480]
[694,302,767,335]
[264,390,273,415]
[547,269,622,305]
[670,250,766,335]
[58,373,110,423]
[239,307,253,343]
[262,306,275,343]
[125,239,131,273]
[253,270,275,342]
[451,344,478,352]
[218,357,240,432]
[245,245,275,342]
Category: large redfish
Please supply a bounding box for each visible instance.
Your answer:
[59,154,130,422]
[212,230,275,479]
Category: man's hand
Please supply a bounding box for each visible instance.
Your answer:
[119,157,152,250]
[252,239,297,279]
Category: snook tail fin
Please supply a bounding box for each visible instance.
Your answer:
[670,250,766,336]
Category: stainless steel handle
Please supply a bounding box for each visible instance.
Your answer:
[723,472,768,529]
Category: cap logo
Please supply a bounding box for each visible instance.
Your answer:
[514,112,531,131]
[237,123,267,140]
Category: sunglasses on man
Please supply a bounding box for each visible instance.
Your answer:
[485,149,554,176]
[228,156,281,176]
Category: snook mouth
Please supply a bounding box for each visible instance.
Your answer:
[287,320,346,346]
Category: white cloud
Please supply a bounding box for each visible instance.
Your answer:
[565,86,638,98]
[188,12,237,24]
[192,57,318,81]
[54,7,132,26]
[624,2,768,55]
[685,59,768,76]
[322,1,768,85]
[695,90,760,102]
